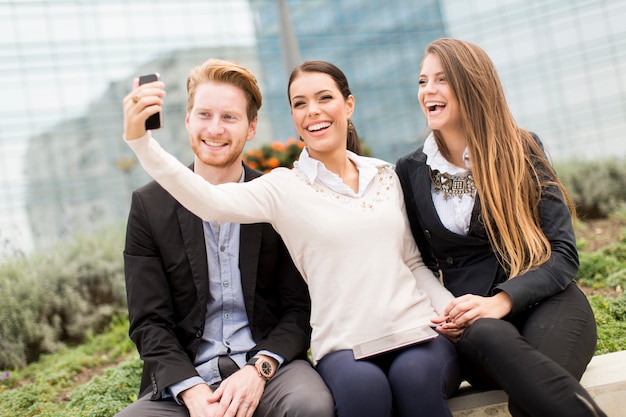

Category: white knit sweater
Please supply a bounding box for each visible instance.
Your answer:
[127,134,454,363]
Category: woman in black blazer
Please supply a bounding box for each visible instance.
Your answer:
[396,38,606,417]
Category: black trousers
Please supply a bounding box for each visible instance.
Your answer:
[457,283,607,417]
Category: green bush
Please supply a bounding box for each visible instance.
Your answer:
[601,240,626,263]
[0,317,136,417]
[0,224,127,369]
[556,159,626,219]
[577,251,626,290]
[588,294,626,354]
[577,221,626,291]
[52,355,142,417]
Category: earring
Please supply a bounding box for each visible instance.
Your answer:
[348,121,354,132]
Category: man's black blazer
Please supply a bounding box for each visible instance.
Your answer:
[123,163,311,399]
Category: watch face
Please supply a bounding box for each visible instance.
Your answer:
[260,361,273,377]
[248,357,275,380]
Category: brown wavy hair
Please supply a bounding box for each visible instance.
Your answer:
[423,38,574,278]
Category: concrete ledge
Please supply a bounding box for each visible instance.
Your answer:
[448,350,626,417]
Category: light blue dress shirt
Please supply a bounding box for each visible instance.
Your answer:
[167,170,283,402]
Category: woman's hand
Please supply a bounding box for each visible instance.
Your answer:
[444,292,513,328]
[432,292,512,342]
[123,78,166,140]
[431,315,465,343]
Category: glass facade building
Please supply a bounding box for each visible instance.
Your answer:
[0,0,261,257]
[249,0,447,161]
[1,0,625,258]
[440,0,626,161]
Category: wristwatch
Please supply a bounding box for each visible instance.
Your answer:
[246,356,276,381]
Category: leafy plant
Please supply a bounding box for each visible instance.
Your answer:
[601,241,626,263]
[577,251,626,290]
[0,317,135,417]
[0,224,127,369]
[556,159,626,219]
[588,294,626,354]
[243,137,373,173]
[51,356,141,417]
[243,138,305,173]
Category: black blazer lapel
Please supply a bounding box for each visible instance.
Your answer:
[408,155,440,230]
[174,163,265,323]
[239,163,264,323]
[177,204,210,302]
[240,223,263,324]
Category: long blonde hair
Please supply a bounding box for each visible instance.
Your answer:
[424,38,574,278]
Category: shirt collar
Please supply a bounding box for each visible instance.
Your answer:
[423,133,472,174]
[238,165,246,183]
[294,147,384,197]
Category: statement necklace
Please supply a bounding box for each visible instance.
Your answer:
[430,169,476,200]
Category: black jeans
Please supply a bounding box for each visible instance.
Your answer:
[457,283,607,417]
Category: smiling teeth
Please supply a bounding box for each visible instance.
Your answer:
[425,101,445,112]
[203,140,226,146]
[308,122,331,132]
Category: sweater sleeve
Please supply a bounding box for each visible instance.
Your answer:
[395,174,455,314]
[126,133,283,225]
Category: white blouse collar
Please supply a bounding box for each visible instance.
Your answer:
[294,147,385,197]
[423,133,471,174]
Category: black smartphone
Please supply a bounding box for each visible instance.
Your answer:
[138,73,162,130]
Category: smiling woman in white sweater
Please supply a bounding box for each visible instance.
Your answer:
[123,60,460,417]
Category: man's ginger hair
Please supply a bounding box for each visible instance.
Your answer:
[186,58,262,122]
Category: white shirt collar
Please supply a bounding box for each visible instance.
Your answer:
[423,133,471,174]
[423,133,475,235]
[294,147,384,197]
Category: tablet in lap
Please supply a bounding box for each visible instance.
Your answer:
[352,325,439,360]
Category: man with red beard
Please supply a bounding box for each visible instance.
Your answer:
[116,59,333,417]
